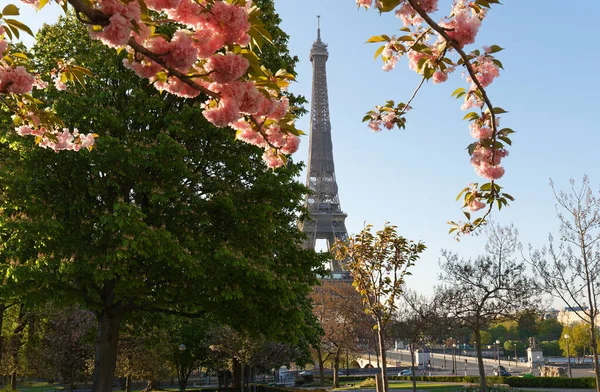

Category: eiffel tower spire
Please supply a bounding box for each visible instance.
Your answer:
[300,18,350,279]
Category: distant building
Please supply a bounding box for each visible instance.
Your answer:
[557,306,598,325]
[543,308,559,320]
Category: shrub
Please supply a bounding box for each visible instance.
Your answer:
[358,378,376,388]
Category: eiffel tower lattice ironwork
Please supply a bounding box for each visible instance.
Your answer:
[299,17,350,279]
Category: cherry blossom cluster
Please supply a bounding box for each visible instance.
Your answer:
[356,0,511,235]
[2,0,300,167]
[0,22,97,150]
[77,0,297,167]
[17,125,96,151]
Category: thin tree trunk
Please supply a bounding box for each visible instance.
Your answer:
[126,374,132,392]
[240,362,245,392]
[10,305,25,391]
[474,329,487,392]
[0,303,6,380]
[232,357,241,388]
[410,343,416,392]
[92,311,124,392]
[376,321,388,392]
[333,347,341,388]
[317,348,325,387]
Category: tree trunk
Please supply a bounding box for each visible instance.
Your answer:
[10,305,25,391]
[410,343,416,392]
[589,321,600,392]
[126,374,132,392]
[240,362,245,392]
[0,303,6,380]
[376,321,388,392]
[474,329,487,392]
[333,347,341,388]
[92,311,124,392]
[317,348,325,387]
[141,380,161,392]
[232,357,241,389]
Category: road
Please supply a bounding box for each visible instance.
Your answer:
[384,350,598,378]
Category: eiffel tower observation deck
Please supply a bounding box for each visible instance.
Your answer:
[299,17,351,280]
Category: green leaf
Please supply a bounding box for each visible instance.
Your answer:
[373,45,385,60]
[489,45,504,53]
[2,4,20,15]
[492,107,508,114]
[4,18,33,37]
[366,35,388,43]
[462,112,480,121]
[451,87,466,97]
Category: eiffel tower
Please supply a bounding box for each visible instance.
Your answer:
[300,17,350,280]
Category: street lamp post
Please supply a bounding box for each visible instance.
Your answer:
[179,344,186,392]
[452,344,457,375]
[565,333,572,378]
[496,340,501,369]
[514,344,517,370]
[443,344,446,369]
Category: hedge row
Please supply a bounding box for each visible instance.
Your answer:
[391,375,598,389]
[187,375,597,390]
[390,375,505,383]
[505,376,596,388]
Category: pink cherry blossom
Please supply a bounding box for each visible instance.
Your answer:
[432,71,448,84]
[89,14,132,49]
[262,150,284,169]
[206,53,249,84]
[268,97,289,121]
[54,77,67,91]
[163,31,198,72]
[209,2,251,45]
[467,199,485,212]
[166,0,205,29]
[442,7,481,48]
[154,76,201,99]
[469,123,492,139]
[16,125,33,136]
[145,0,182,11]
[356,0,373,8]
[193,28,226,59]
[281,134,300,154]
[0,66,35,94]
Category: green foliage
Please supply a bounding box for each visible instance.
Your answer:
[505,376,597,388]
[537,318,563,341]
[358,377,377,388]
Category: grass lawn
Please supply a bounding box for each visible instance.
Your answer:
[334,380,468,391]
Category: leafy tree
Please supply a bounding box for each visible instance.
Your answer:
[517,311,540,340]
[333,224,425,392]
[436,223,536,392]
[38,307,95,391]
[0,12,321,392]
[310,280,369,387]
[559,324,590,363]
[529,176,600,390]
[538,318,563,342]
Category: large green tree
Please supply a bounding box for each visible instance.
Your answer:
[0,11,321,392]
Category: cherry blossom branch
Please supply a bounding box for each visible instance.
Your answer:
[406,0,497,127]
[397,75,425,118]
[67,0,110,26]
[126,38,219,99]
[406,0,500,230]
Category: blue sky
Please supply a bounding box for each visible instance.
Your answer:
[17,1,600,300]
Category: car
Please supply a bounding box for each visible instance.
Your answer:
[398,369,414,376]
[493,366,511,377]
[298,371,312,376]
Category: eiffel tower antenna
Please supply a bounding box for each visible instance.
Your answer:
[299,21,350,281]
